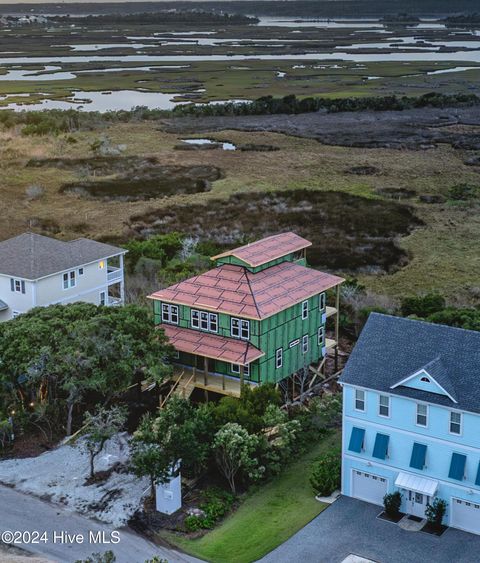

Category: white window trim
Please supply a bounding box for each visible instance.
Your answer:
[231,363,250,376]
[99,291,106,306]
[319,292,326,311]
[378,394,390,418]
[302,334,309,354]
[191,310,200,329]
[275,348,283,369]
[231,317,250,340]
[317,326,325,346]
[302,300,309,320]
[415,403,428,428]
[191,309,217,332]
[354,389,366,412]
[449,410,463,436]
[161,303,179,325]
[62,270,76,290]
[11,278,26,294]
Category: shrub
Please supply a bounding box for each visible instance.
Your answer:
[184,488,235,531]
[425,498,447,530]
[400,293,446,318]
[448,183,479,201]
[383,491,402,517]
[309,448,341,496]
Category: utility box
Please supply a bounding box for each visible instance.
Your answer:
[155,461,182,515]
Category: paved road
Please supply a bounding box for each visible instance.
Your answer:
[260,496,480,563]
[0,485,199,563]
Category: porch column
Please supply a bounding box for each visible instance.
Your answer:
[192,365,197,383]
[120,254,125,304]
[203,356,208,386]
[335,284,340,372]
[240,365,245,389]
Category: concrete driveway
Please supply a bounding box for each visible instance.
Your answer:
[260,496,480,563]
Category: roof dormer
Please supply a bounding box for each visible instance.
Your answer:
[390,357,457,403]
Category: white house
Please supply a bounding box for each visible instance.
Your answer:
[0,233,127,322]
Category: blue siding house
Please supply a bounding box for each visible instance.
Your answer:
[339,313,480,535]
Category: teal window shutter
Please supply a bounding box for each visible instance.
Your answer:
[449,453,467,480]
[476,464,480,487]
[372,433,389,460]
[410,443,427,470]
[348,427,365,453]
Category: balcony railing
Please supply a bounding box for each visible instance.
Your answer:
[108,296,123,307]
[107,267,122,283]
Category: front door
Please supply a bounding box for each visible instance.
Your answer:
[408,490,429,518]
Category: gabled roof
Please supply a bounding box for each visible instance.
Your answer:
[162,325,264,365]
[211,232,311,268]
[391,357,457,403]
[148,261,344,320]
[340,313,480,414]
[0,233,126,280]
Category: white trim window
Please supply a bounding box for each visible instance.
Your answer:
[99,291,106,306]
[10,278,26,294]
[231,318,250,340]
[319,292,326,311]
[62,270,76,290]
[318,326,325,346]
[302,334,309,354]
[161,303,179,324]
[355,389,365,412]
[379,394,390,418]
[231,363,250,376]
[450,411,462,435]
[191,310,200,329]
[275,348,283,369]
[302,300,309,320]
[191,310,217,332]
[78,267,84,276]
[416,403,428,427]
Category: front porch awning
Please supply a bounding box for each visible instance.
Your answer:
[395,472,438,496]
[162,325,264,365]
[0,299,8,312]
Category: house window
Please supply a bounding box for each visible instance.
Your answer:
[231,318,250,340]
[275,348,283,369]
[420,376,430,383]
[450,411,462,435]
[231,363,250,377]
[319,293,326,311]
[99,291,106,306]
[191,310,217,332]
[302,334,309,354]
[416,403,428,427]
[379,395,390,417]
[191,310,200,329]
[302,300,309,320]
[62,270,76,289]
[161,303,179,324]
[78,268,84,276]
[355,389,365,411]
[318,326,325,346]
[10,279,26,294]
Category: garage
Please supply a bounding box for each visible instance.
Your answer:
[351,469,387,506]
[451,497,480,535]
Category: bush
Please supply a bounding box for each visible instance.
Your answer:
[383,491,402,517]
[427,308,480,331]
[309,448,341,496]
[448,183,479,201]
[425,497,447,530]
[184,488,235,531]
[400,293,446,318]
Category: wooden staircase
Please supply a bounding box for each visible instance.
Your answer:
[159,372,195,408]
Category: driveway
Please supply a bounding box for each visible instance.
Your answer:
[260,496,480,563]
[0,485,199,563]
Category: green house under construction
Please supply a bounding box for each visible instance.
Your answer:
[148,232,344,398]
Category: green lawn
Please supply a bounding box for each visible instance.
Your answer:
[161,429,341,563]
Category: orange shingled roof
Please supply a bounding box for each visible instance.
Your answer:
[211,232,312,268]
[162,325,264,364]
[148,261,344,320]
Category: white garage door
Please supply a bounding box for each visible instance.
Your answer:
[451,498,480,535]
[351,469,387,506]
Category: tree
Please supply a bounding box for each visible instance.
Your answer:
[81,406,127,479]
[425,497,447,531]
[213,423,262,494]
[0,303,171,436]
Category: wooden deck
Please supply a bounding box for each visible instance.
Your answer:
[172,365,255,398]
[325,306,337,318]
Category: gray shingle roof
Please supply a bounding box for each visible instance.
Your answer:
[339,313,480,414]
[0,233,125,280]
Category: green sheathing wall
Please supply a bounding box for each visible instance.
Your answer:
[258,293,325,384]
[215,253,307,273]
[152,300,261,382]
